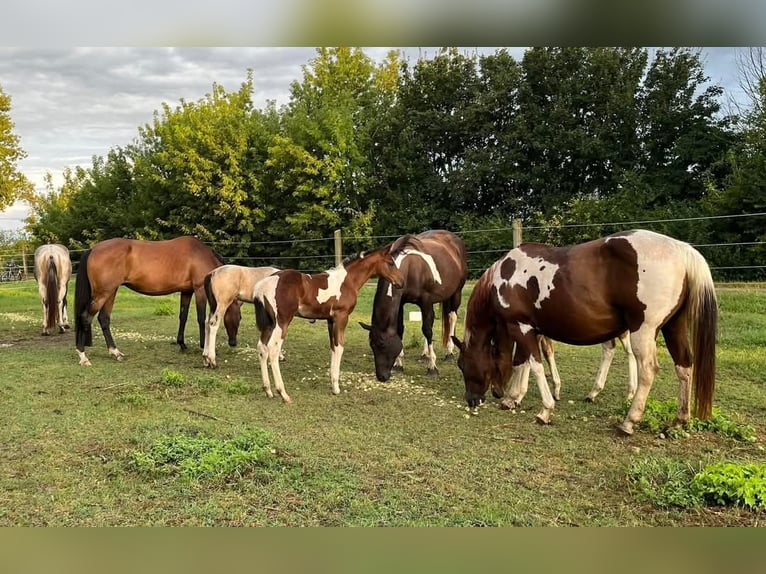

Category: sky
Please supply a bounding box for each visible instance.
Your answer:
[0,47,749,232]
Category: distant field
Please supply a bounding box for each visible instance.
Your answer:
[0,278,764,526]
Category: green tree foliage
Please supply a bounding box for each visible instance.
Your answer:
[0,85,33,209]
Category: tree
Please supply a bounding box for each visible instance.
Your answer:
[0,85,33,209]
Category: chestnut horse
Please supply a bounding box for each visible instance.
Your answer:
[74,236,241,365]
[33,243,72,335]
[453,230,717,436]
[359,230,468,381]
[202,264,279,368]
[252,235,421,403]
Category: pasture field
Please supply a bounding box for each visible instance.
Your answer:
[0,279,764,526]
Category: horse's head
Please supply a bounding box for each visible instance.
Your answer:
[359,321,402,382]
[224,300,243,346]
[452,335,498,408]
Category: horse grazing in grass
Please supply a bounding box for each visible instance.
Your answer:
[253,235,422,403]
[453,230,717,436]
[33,244,72,335]
[359,230,467,381]
[514,333,637,404]
[202,264,279,368]
[74,236,241,366]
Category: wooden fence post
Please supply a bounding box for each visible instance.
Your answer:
[21,242,28,280]
[512,219,523,248]
[334,229,342,267]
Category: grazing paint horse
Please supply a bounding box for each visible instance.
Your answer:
[359,230,468,381]
[75,236,242,366]
[33,244,72,335]
[202,264,279,368]
[453,230,717,436]
[511,333,637,404]
[253,235,421,403]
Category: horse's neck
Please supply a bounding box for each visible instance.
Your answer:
[344,251,387,292]
[372,279,402,325]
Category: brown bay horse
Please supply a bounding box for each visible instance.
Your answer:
[202,264,279,368]
[252,235,421,403]
[34,243,72,335]
[359,229,468,381]
[453,229,717,436]
[74,236,241,365]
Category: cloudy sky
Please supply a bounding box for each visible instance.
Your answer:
[0,47,748,231]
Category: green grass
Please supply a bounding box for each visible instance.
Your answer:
[0,279,765,525]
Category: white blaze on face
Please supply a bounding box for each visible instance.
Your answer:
[317,266,348,304]
[518,322,533,335]
[492,250,559,309]
[606,230,685,325]
[386,249,442,297]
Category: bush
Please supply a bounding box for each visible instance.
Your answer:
[693,462,766,510]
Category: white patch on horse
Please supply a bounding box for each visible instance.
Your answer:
[518,322,533,335]
[607,231,685,326]
[253,275,280,316]
[395,249,442,283]
[317,266,348,304]
[492,250,559,309]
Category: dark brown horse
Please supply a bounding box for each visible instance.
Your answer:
[74,236,241,365]
[359,230,467,381]
[252,235,421,403]
[453,229,717,435]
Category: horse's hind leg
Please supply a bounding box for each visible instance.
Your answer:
[661,314,693,428]
[586,338,617,402]
[203,300,228,368]
[618,327,660,436]
[420,305,438,376]
[97,292,125,361]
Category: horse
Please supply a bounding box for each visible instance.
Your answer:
[452,229,717,436]
[252,234,422,403]
[202,264,279,368]
[511,333,637,404]
[33,244,72,335]
[74,236,242,366]
[359,230,468,381]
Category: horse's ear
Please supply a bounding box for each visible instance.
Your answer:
[359,321,372,331]
[451,336,464,352]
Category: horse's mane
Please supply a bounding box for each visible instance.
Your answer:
[464,266,496,339]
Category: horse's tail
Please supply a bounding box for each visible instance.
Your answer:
[45,255,59,331]
[75,250,93,348]
[683,244,718,420]
[253,277,276,333]
[204,271,217,315]
[440,301,451,348]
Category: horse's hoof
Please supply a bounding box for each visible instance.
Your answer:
[392,365,404,373]
[58,327,65,334]
[535,412,551,425]
[426,367,439,377]
[63,324,70,330]
[443,354,455,363]
[499,398,518,410]
[282,396,293,404]
[616,422,634,436]
[41,331,50,337]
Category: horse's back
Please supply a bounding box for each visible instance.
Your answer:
[397,230,467,297]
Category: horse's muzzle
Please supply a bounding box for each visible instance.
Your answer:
[376,370,391,383]
[465,391,484,408]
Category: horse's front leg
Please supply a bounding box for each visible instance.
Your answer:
[202,301,225,368]
[328,315,348,395]
[506,329,556,425]
[176,291,193,350]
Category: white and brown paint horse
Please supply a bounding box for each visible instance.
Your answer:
[453,230,717,435]
[359,230,468,381]
[202,264,279,368]
[33,243,72,335]
[252,235,421,403]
